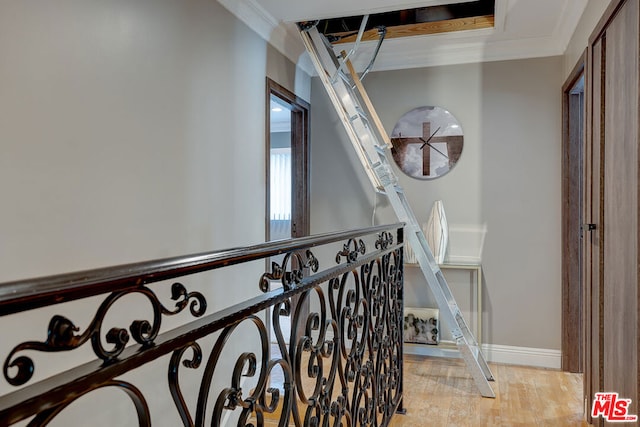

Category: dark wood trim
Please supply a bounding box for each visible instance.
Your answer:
[265,78,310,240]
[0,224,401,316]
[561,49,586,373]
[562,50,587,93]
[265,78,311,339]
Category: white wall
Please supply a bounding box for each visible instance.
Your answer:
[563,0,614,79]
[0,0,309,425]
[311,56,563,351]
[0,1,309,281]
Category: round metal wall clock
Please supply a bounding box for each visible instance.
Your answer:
[390,106,464,180]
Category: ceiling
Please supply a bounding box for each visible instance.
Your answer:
[218,0,588,74]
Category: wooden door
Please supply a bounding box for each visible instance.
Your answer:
[585,34,604,425]
[602,0,638,413]
[585,0,639,424]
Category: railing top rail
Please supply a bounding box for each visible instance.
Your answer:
[0,223,403,316]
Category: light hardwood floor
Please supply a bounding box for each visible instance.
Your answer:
[262,354,588,426]
[390,355,588,426]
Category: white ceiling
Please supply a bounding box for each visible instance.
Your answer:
[218,0,588,74]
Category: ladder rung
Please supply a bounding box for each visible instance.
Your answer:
[349,109,370,125]
[374,145,387,155]
[355,106,369,122]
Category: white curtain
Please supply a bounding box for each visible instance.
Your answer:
[270,148,291,221]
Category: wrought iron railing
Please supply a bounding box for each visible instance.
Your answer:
[0,224,405,426]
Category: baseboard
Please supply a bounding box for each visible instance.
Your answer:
[481,344,561,369]
[404,342,561,370]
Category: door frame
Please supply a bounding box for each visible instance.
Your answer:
[561,50,586,373]
[265,78,310,241]
[265,78,310,341]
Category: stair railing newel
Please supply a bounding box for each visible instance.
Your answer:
[298,20,495,398]
[0,224,404,426]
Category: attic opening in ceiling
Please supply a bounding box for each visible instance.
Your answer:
[315,0,495,43]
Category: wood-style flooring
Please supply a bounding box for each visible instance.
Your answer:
[390,355,588,426]
[262,354,588,426]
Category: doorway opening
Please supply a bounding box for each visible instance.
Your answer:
[265,78,310,357]
[561,54,585,374]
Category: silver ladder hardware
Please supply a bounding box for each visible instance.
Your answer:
[298,23,495,398]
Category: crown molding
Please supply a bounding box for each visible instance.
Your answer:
[218,0,277,40]
[553,0,588,54]
[217,0,312,75]
[339,31,563,74]
[219,0,585,76]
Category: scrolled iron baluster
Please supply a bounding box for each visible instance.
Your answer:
[169,342,202,427]
[290,285,349,427]
[259,261,284,292]
[86,288,158,358]
[293,290,329,403]
[26,380,151,426]
[303,399,321,427]
[4,284,207,387]
[341,270,368,358]
[271,299,290,362]
[197,316,278,426]
[305,249,319,273]
[283,251,318,290]
[356,394,374,426]
[162,282,207,317]
[3,315,87,386]
[127,283,205,346]
[212,353,261,425]
[335,239,366,264]
[259,249,319,293]
[375,231,394,250]
[335,273,360,357]
[330,395,352,427]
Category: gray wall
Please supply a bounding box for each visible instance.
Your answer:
[563,0,613,80]
[0,0,309,424]
[311,57,563,350]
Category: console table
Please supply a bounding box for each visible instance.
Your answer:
[405,262,483,353]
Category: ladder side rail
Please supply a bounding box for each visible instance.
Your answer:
[343,56,393,149]
[300,29,383,190]
[336,14,369,76]
[307,30,387,166]
[304,28,395,190]
[384,177,495,396]
[384,188,462,335]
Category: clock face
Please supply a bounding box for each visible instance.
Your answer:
[390,106,463,180]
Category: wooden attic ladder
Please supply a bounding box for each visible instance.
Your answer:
[298,19,495,398]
